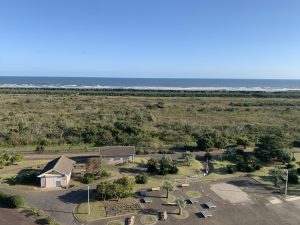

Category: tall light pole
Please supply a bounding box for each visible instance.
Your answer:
[206,157,209,174]
[285,170,289,196]
[88,185,91,215]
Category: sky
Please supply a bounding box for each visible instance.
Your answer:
[0,0,300,79]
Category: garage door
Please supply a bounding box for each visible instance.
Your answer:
[46,177,62,187]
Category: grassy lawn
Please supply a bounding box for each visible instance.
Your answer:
[121,157,203,191]
[201,159,244,180]
[74,201,106,222]
[140,215,158,225]
[0,159,48,172]
[185,190,201,198]
[249,155,300,195]
[107,220,124,225]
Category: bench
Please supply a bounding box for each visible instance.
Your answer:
[200,210,212,218]
[205,202,216,209]
[166,202,177,205]
[151,187,160,191]
[180,183,190,187]
[186,198,198,204]
[143,197,153,203]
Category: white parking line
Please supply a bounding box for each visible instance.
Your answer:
[268,197,282,204]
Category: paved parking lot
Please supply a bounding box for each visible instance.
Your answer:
[112,177,300,225]
[2,176,300,225]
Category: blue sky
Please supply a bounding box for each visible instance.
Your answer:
[0,0,300,79]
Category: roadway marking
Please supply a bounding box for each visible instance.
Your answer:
[285,196,300,202]
[268,197,282,204]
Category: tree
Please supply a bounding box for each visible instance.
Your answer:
[254,135,288,161]
[135,174,148,184]
[96,177,135,201]
[163,180,175,199]
[176,198,186,215]
[276,149,292,164]
[86,157,101,174]
[196,133,215,151]
[223,147,244,161]
[182,151,194,166]
[236,136,250,149]
[114,177,135,199]
[147,158,158,173]
[268,168,285,187]
[159,155,177,175]
[96,182,109,201]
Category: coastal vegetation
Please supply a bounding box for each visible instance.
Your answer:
[0,89,299,150]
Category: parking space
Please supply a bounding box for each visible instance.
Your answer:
[127,177,300,225]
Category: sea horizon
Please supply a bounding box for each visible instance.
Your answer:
[0,76,300,91]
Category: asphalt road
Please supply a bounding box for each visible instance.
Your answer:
[0,187,87,225]
[0,206,37,225]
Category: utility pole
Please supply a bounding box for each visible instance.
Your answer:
[206,157,209,174]
[88,185,91,215]
[285,170,289,196]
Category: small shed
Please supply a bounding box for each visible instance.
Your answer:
[38,156,75,188]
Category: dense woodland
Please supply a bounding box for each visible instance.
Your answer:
[0,88,299,150]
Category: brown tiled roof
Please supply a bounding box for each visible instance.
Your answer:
[98,146,135,157]
[39,156,75,176]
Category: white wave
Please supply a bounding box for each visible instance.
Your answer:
[0,83,300,92]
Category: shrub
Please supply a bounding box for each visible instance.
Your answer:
[81,174,94,184]
[100,170,110,178]
[297,167,300,175]
[0,191,9,202]
[16,171,39,185]
[147,158,158,173]
[288,169,299,184]
[35,145,45,153]
[170,164,179,174]
[286,163,295,169]
[136,149,143,155]
[135,174,148,184]
[8,195,24,208]
[204,152,211,160]
[227,165,236,174]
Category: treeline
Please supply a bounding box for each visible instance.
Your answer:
[1,88,300,98]
[230,102,300,107]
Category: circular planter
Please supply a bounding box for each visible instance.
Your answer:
[186,190,201,198]
[172,210,189,219]
[140,215,158,225]
[107,220,124,225]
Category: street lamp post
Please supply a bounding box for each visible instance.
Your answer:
[88,185,91,215]
[206,158,209,174]
[285,170,289,196]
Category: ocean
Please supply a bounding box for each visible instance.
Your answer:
[0,76,300,91]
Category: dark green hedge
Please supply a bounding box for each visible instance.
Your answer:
[0,191,24,208]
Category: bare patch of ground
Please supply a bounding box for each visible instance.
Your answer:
[210,182,251,203]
